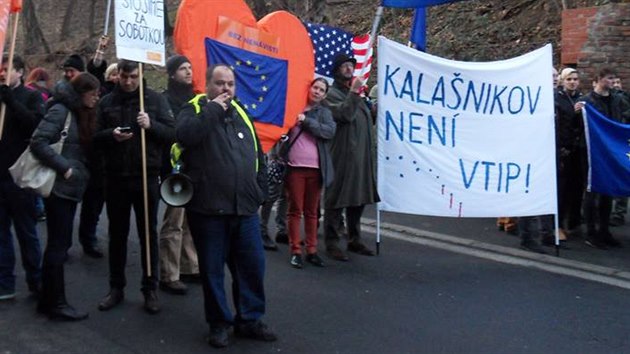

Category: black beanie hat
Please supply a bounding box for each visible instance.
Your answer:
[166,55,191,77]
[62,54,85,72]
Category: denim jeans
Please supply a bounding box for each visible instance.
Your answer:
[186,212,266,325]
[105,177,159,292]
[0,178,41,292]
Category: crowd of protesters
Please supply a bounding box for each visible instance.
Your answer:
[503,66,630,254]
[1,32,629,350]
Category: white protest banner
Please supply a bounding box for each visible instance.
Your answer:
[377,36,556,217]
[115,0,165,66]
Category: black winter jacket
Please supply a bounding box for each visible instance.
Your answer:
[93,85,175,178]
[30,85,91,202]
[176,97,267,216]
[581,90,630,123]
[0,84,44,181]
[554,88,583,152]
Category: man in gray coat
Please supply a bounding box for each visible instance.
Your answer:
[323,54,380,261]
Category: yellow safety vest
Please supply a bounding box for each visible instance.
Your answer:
[170,94,259,171]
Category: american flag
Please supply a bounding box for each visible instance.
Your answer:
[304,22,373,83]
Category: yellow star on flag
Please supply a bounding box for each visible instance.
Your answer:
[243,104,249,109]
[260,75,266,81]
[235,61,241,66]
[259,96,264,102]
[246,60,252,66]
[262,86,268,92]
[255,65,260,71]
[251,103,257,109]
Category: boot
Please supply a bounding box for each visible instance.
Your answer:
[43,266,88,321]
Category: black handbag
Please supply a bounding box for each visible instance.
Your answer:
[267,128,304,185]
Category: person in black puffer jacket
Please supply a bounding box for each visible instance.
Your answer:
[94,60,175,315]
[30,73,101,321]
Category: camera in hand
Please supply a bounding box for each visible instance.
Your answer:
[119,126,132,133]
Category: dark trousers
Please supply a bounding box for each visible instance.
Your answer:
[186,212,266,325]
[558,151,585,229]
[0,178,41,292]
[324,205,365,249]
[78,177,105,249]
[259,180,287,237]
[43,196,78,266]
[40,196,78,308]
[583,192,613,237]
[105,177,159,292]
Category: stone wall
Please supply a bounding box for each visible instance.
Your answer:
[562,4,630,84]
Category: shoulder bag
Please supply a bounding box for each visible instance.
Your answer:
[9,111,72,197]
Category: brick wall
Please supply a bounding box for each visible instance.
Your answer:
[561,4,630,85]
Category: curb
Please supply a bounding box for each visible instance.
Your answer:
[361,217,630,290]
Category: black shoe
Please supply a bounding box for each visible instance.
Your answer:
[83,245,104,259]
[347,242,375,256]
[262,234,279,251]
[290,254,303,269]
[520,240,547,254]
[159,280,188,295]
[275,232,289,244]
[609,217,625,227]
[143,290,160,314]
[235,321,277,342]
[179,273,201,283]
[208,323,230,348]
[305,253,325,267]
[326,247,349,261]
[584,237,609,250]
[600,232,623,248]
[47,303,89,321]
[98,288,124,311]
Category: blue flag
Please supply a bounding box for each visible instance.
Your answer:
[205,38,288,127]
[410,8,426,51]
[584,103,630,196]
[382,0,466,7]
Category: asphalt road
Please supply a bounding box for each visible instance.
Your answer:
[2,205,630,354]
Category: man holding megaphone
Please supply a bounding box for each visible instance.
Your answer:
[176,64,276,348]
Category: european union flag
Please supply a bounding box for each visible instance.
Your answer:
[205,38,288,127]
[584,103,630,196]
[382,0,467,7]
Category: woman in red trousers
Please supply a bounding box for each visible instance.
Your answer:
[285,78,336,269]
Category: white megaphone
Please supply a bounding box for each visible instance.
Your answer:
[160,164,193,207]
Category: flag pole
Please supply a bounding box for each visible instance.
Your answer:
[104,0,112,34]
[358,6,383,80]
[376,203,381,255]
[138,62,152,277]
[0,11,20,141]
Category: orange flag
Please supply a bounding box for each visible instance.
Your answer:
[10,0,20,13]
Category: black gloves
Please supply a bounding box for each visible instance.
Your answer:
[0,84,13,104]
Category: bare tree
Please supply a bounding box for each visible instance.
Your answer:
[22,0,51,54]
[60,0,78,40]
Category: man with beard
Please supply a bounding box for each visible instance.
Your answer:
[323,54,380,262]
